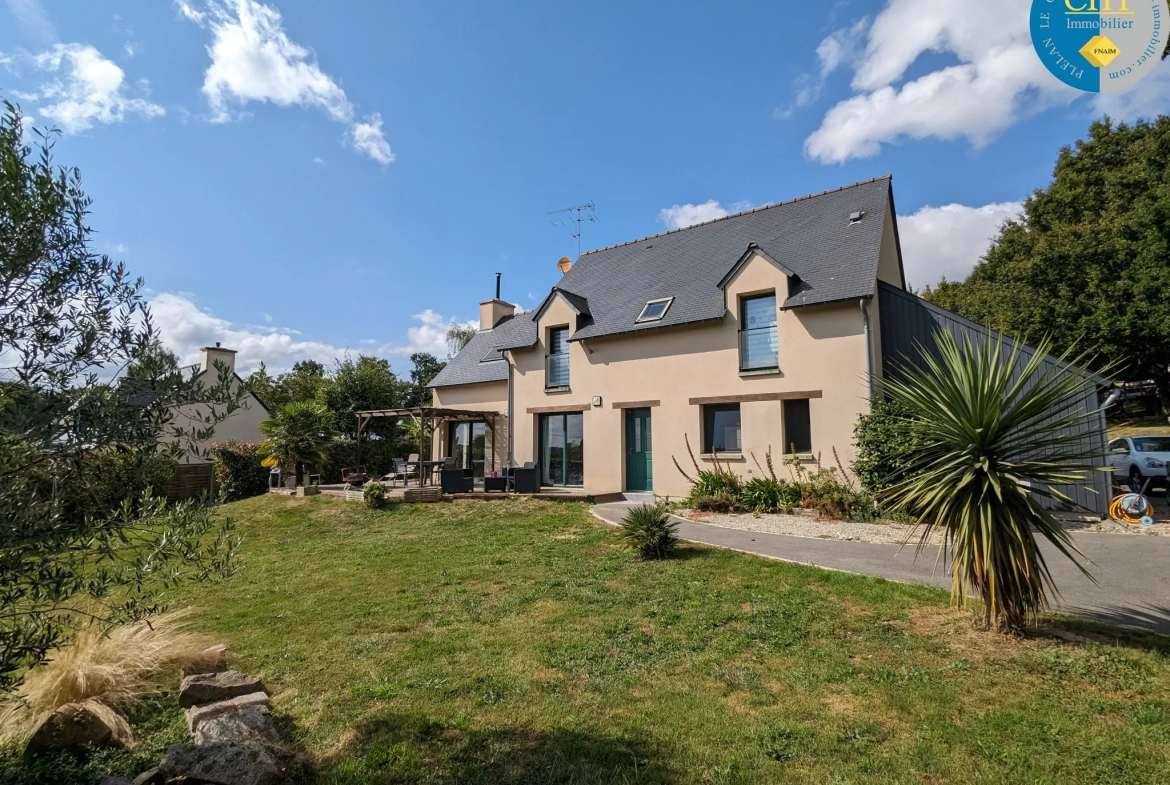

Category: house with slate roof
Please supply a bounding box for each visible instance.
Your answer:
[425,175,907,499]
[424,176,1108,509]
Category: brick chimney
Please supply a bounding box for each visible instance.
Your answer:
[200,343,238,377]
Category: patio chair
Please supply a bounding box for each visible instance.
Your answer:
[380,459,409,488]
[405,454,420,480]
[432,456,455,484]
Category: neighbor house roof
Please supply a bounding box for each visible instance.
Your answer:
[548,175,897,342]
[428,313,537,388]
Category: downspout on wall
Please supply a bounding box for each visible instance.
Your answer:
[860,297,874,399]
[503,349,514,468]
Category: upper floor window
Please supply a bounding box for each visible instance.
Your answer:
[739,293,778,371]
[547,326,570,388]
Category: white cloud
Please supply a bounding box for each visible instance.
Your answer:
[312,156,325,164]
[898,200,1023,288]
[149,293,472,372]
[776,18,868,120]
[387,309,476,357]
[179,0,394,163]
[658,200,752,230]
[804,0,1078,164]
[1093,64,1170,121]
[4,0,56,43]
[350,113,394,164]
[150,292,349,374]
[12,43,164,134]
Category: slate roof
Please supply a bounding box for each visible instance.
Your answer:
[555,175,896,342]
[428,313,537,388]
[432,176,899,386]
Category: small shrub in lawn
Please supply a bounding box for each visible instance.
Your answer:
[363,481,387,510]
[619,504,679,560]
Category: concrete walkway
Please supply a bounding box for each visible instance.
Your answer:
[592,503,1170,636]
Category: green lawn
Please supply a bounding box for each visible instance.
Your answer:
[5,494,1170,784]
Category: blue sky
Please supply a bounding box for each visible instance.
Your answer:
[2,0,1167,373]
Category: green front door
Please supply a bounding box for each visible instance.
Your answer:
[625,408,652,492]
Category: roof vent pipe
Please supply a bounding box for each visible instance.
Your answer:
[495,272,501,300]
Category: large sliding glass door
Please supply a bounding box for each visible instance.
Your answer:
[539,412,583,487]
[449,421,486,481]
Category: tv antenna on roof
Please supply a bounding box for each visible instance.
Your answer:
[548,201,598,258]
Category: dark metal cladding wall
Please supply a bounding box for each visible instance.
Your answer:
[876,282,1110,514]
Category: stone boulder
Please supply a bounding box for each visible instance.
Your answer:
[182,643,229,677]
[186,692,278,746]
[98,777,133,785]
[130,768,164,785]
[179,670,265,708]
[26,702,126,755]
[159,740,303,785]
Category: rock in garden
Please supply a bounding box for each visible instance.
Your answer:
[186,692,278,745]
[26,702,126,755]
[179,670,265,708]
[98,777,133,785]
[159,740,296,785]
[182,643,229,677]
[130,768,164,785]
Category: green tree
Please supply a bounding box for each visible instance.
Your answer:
[242,361,277,408]
[258,401,337,486]
[881,331,1102,633]
[445,323,476,358]
[323,354,403,439]
[926,116,1170,413]
[0,101,242,689]
[405,352,445,408]
[277,359,330,405]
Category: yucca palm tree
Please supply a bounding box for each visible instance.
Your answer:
[258,401,337,487]
[881,331,1106,633]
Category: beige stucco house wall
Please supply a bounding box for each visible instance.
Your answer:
[430,378,509,475]
[508,253,884,498]
[427,176,910,499]
[171,346,269,464]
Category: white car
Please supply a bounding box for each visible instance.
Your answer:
[1107,435,1170,493]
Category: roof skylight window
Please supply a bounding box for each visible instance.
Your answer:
[636,297,673,323]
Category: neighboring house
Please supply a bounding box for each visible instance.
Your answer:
[171,344,270,464]
[428,176,1108,508]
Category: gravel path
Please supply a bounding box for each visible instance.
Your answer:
[679,509,1169,544]
[678,509,934,545]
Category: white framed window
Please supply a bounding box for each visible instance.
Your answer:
[636,297,674,323]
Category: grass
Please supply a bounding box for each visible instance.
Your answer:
[4,494,1170,784]
[1109,415,1170,439]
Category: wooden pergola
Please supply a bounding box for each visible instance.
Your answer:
[354,406,504,483]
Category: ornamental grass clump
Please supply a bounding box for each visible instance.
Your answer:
[0,611,216,746]
[619,504,680,560]
[674,434,741,511]
[881,330,1106,634]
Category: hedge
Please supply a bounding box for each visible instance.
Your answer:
[210,440,270,501]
